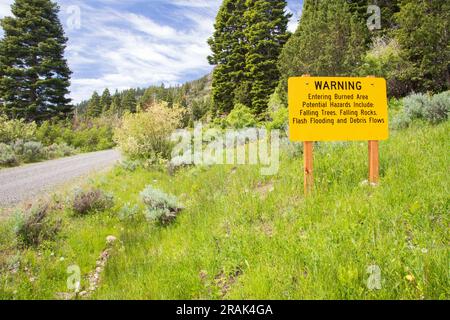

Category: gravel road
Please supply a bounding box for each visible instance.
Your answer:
[0,149,121,207]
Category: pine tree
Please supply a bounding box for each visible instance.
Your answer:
[121,90,137,113]
[244,0,291,115]
[394,0,450,93]
[87,91,101,117]
[100,88,112,114]
[277,0,369,103]
[0,0,72,121]
[208,0,247,115]
[110,91,122,116]
[373,0,401,32]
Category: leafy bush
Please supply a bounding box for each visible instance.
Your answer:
[140,186,183,225]
[114,102,184,161]
[0,115,37,144]
[36,117,117,153]
[0,143,19,166]
[426,91,449,124]
[266,107,288,131]
[13,140,45,163]
[358,37,409,97]
[72,188,114,216]
[14,203,61,247]
[226,104,257,129]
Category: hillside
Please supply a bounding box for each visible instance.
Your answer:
[76,73,213,121]
[1,121,448,299]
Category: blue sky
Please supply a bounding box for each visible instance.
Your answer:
[0,0,303,103]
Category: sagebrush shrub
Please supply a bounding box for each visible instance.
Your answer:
[44,143,77,159]
[118,203,141,221]
[391,112,412,130]
[404,93,430,120]
[426,91,449,124]
[140,186,183,225]
[14,203,61,247]
[13,140,45,162]
[120,160,140,172]
[0,143,19,166]
[72,188,114,215]
[114,102,184,162]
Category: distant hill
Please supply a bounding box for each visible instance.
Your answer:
[76,73,213,122]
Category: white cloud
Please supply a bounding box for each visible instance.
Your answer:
[286,5,302,33]
[0,0,13,18]
[0,0,300,103]
[0,0,13,37]
[60,1,220,103]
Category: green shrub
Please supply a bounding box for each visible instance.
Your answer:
[114,102,184,161]
[0,115,37,144]
[72,188,114,216]
[226,104,257,129]
[358,37,409,97]
[140,186,183,225]
[0,143,19,166]
[36,117,116,153]
[266,107,288,131]
[14,202,62,247]
[426,91,449,124]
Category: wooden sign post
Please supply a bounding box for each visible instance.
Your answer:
[304,141,314,195]
[302,75,314,195]
[367,76,379,185]
[288,76,389,196]
[368,140,379,184]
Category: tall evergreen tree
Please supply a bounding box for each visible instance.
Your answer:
[121,90,137,113]
[87,91,101,117]
[0,0,72,121]
[208,0,247,115]
[373,0,401,32]
[100,88,112,114]
[394,0,450,93]
[244,0,291,114]
[110,91,122,116]
[277,0,369,103]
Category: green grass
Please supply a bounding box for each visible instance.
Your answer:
[1,121,449,300]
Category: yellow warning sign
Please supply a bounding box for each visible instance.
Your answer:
[289,77,389,142]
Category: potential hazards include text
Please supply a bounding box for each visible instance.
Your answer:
[289,77,389,141]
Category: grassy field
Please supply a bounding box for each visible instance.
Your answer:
[0,121,448,300]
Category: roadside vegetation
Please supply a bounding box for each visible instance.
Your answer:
[0,117,448,299]
[0,115,116,168]
[0,0,448,301]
